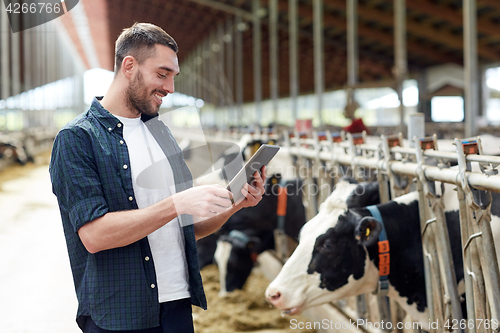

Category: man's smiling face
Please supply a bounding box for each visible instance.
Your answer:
[126,44,179,117]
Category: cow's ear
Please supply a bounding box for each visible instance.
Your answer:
[354,217,382,246]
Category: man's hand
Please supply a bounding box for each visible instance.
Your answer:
[173,185,233,217]
[233,166,267,209]
[191,166,267,239]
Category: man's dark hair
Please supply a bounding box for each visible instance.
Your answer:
[114,22,178,73]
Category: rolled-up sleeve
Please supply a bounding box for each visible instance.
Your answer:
[50,128,109,233]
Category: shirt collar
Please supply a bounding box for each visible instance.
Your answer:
[89,97,121,132]
[90,96,163,129]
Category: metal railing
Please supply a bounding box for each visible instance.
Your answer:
[182,125,500,332]
[281,129,500,333]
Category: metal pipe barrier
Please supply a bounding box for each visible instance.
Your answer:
[455,137,500,333]
[283,130,500,332]
[414,135,463,333]
[180,127,500,332]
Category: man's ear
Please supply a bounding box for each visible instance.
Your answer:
[354,216,382,246]
[121,56,136,79]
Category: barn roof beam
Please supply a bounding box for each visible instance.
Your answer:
[325,0,498,62]
[185,0,254,21]
[107,0,228,60]
[263,0,460,65]
[479,0,500,10]
[407,0,499,38]
[181,0,395,87]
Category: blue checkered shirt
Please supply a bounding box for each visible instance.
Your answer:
[49,98,206,331]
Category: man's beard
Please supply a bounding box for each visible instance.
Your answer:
[125,71,160,117]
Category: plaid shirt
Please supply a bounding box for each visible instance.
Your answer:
[49,98,206,331]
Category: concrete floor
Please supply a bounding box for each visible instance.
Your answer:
[0,162,80,333]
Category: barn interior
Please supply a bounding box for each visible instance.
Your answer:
[3,0,500,137]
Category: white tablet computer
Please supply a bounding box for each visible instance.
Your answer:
[227,144,280,203]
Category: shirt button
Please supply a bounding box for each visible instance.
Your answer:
[120,140,124,144]
[151,284,155,289]
[108,127,112,131]
[123,164,128,169]
[117,123,122,128]
[145,256,150,261]
[128,196,133,201]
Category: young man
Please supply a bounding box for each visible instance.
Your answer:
[49,23,266,333]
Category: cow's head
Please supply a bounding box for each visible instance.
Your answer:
[215,178,380,298]
[213,173,303,295]
[307,212,382,290]
[214,230,261,296]
[265,180,383,315]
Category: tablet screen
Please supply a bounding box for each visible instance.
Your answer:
[227,144,280,203]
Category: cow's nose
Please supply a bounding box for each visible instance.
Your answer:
[266,288,282,306]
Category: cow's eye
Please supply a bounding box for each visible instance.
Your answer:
[322,239,333,250]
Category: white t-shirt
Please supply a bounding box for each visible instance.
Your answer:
[115,115,190,303]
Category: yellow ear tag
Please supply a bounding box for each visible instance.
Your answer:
[272,178,278,185]
[365,228,371,237]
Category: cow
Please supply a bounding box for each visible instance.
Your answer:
[208,173,306,294]
[194,136,297,272]
[265,179,500,329]
[212,177,381,295]
[196,173,293,270]
[0,133,30,165]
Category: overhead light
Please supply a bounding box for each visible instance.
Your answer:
[211,43,220,52]
[237,22,248,32]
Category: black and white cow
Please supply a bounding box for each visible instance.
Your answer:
[196,173,300,270]
[194,137,297,272]
[0,133,30,165]
[212,177,381,295]
[212,174,306,294]
[265,180,500,329]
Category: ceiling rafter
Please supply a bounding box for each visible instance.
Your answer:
[325,0,498,62]
[479,0,500,11]
[234,0,418,71]
[107,0,226,60]
[185,0,254,20]
[160,2,225,52]
[87,0,500,104]
[264,0,460,65]
[407,0,500,42]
